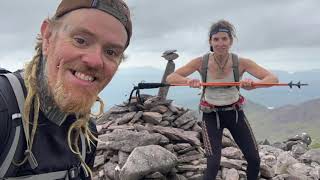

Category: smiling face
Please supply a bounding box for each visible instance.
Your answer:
[41,9,127,114]
[209,32,233,55]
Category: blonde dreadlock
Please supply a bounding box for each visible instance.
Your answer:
[16,18,105,178]
[67,97,104,177]
[13,39,41,167]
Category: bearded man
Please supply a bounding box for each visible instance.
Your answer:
[0,0,132,179]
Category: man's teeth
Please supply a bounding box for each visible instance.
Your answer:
[74,72,94,82]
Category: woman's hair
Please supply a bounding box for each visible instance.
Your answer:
[208,20,237,51]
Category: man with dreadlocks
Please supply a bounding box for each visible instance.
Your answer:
[0,0,132,179]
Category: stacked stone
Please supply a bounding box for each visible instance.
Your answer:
[92,95,320,180]
[92,95,207,180]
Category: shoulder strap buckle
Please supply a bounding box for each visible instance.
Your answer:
[68,166,81,180]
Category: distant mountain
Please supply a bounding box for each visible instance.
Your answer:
[245,98,320,146]
[241,69,320,108]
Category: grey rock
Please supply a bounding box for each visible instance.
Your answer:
[222,147,243,160]
[299,149,320,164]
[162,49,177,56]
[115,112,136,125]
[174,110,197,128]
[187,174,203,180]
[180,120,196,130]
[150,105,168,114]
[144,171,165,179]
[288,132,312,145]
[144,96,172,109]
[173,143,192,152]
[103,161,118,179]
[107,124,135,131]
[192,123,203,133]
[107,105,130,114]
[142,112,163,125]
[261,154,277,167]
[291,143,308,158]
[220,157,247,170]
[260,163,275,178]
[222,136,238,148]
[286,163,312,179]
[119,145,177,180]
[178,154,203,163]
[176,164,206,172]
[152,125,201,146]
[118,151,129,167]
[130,111,143,124]
[93,155,105,168]
[259,145,284,157]
[262,139,271,145]
[309,165,320,179]
[272,142,287,151]
[99,129,166,152]
[168,104,179,114]
[225,168,239,180]
[275,152,299,175]
[160,120,170,127]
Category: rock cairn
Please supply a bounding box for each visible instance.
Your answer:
[92,95,320,180]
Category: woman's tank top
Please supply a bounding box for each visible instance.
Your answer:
[204,67,241,106]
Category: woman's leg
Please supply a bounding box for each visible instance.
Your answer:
[227,110,260,180]
[201,112,224,180]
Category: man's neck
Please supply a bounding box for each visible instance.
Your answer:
[37,55,69,126]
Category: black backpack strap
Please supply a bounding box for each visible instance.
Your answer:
[231,53,240,91]
[0,72,26,178]
[200,53,210,101]
[0,68,11,74]
[200,53,210,83]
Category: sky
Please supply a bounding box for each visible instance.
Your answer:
[0,0,319,73]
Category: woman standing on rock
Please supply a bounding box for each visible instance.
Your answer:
[166,20,278,180]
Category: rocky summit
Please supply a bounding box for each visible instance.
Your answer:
[92,95,320,180]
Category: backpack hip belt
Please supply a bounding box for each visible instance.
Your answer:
[200,96,245,130]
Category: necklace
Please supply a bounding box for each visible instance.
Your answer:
[213,54,229,76]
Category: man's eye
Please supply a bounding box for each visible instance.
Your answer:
[105,49,116,56]
[73,37,86,46]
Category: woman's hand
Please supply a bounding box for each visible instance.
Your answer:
[240,78,255,90]
[187,78,201,88]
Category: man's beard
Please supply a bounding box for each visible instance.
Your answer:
[52,76,99,115]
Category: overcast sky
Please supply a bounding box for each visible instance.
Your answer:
[1,0,319,72]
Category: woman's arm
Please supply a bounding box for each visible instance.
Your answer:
[166,57,202,87]
[241,58,279,90]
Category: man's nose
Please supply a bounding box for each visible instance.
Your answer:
[82,48,104,68]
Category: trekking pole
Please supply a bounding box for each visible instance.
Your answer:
[127,81,308,105]
[170,81,309,88]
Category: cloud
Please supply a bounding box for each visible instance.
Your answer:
[1,0,319,72]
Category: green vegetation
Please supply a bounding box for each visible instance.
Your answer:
[311,143,320,149]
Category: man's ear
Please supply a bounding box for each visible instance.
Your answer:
[41,20,52,56]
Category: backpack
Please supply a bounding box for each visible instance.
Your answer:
[199,53,240,99]
[0,68,87,180]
